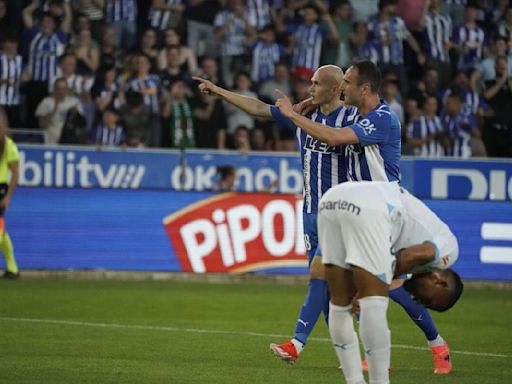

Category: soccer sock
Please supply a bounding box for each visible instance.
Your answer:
[359,296,390,384]
[293,278,328,346]
[0,231,18,273]
[329,302,365,384]
[389,285,438,341]
[428,334,446,348]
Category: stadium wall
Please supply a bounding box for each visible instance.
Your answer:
[7,145,512,281]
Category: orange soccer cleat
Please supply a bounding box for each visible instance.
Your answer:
[270,340,299,365]
[431,343,452,374]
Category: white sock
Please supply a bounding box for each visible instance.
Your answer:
[428,334,445,348]
[359,296,391,384]
[291,338,304,354]
[329,302,366,384]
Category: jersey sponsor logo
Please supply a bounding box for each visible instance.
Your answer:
[319,199,361,215]
[163,193,307,273]
[358,118,377,136]
[303,135,339,153]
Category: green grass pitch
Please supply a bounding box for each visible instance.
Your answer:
[1,278,510,383]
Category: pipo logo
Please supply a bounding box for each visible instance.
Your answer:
[163,193,307,273]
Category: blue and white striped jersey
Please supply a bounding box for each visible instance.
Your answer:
[424,11,452,62]
[351,41,379,64]
[441,111,474,158]
[270,104,358,213]
[245,0,272,31]
[344,102,401,182]
[441,88,485,116]
[27,28,67,83]
[408,115,444,157]
[290,23,326,71]
[105,0,137,22]
[93,123,125,146]
[148,0,183,30]
[125,75,161,113]
[367,15,410,65]
[250,41,284,84]
[453,25,485,70]
[213,10,248,56]
[0,54,23,106]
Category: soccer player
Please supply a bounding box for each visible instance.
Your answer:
[317,181,463,384]
[0,107,19,279]
[193,65,358,364]
[276,60,453,374]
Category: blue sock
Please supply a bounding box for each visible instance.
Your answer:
[389,285,439,341]
[293,279,328,345]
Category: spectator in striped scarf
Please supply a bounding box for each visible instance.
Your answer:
[161,80,195,148]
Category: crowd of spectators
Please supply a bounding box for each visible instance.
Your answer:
[0,0,511,157]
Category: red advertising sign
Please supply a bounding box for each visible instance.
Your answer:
[163,193,307,273]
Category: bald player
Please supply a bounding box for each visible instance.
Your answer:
[194,65,360,363]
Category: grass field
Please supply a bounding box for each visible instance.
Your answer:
[1,278,511,384]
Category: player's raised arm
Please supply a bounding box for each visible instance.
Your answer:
[275,89,359,146]
[193,76,272,119]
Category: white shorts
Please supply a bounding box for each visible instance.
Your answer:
[318,181,402,285]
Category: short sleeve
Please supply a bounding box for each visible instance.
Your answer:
[348,109,391,146]
[6,139,19,163]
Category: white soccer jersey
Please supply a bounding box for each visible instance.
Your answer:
[393,186,459,273]
[318,181,458,283]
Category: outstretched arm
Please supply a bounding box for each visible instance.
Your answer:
[193,77,272,119]
[275,90,359,145]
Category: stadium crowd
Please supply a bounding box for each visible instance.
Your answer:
[0,0,511,157]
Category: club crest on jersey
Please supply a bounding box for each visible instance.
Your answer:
[303,135,339,153]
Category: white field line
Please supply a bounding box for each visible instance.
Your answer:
[0,316,508,359]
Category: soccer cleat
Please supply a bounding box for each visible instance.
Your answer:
[270,340,299,365]
[361,359,391,373]
[431,343,452,374]
[2,271,20,280]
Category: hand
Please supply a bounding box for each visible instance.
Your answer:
[193,76,220,96]
[0,197,10,211]
[275,89,295,118]
[293,97,315,116]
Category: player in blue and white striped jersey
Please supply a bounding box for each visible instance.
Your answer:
[194,65,357,363]
[276,61,457,376]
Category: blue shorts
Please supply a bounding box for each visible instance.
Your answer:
[303,212,321,265]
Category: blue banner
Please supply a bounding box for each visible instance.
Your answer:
[4,187,512,280]
[413,158,512,201]
[18,145,304,193]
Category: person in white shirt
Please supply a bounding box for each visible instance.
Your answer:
[318,181,463,384]
[35,77,84,145]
